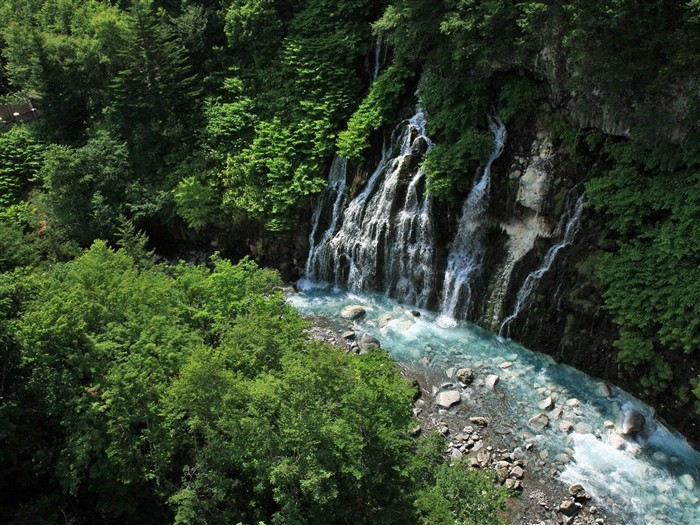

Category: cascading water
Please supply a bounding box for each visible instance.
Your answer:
[438,117,506,325]
[499,193,586,338]
[300,156,348,286]
[301,108,437,308]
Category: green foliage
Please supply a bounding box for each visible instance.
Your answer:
[587,139,700,409]
[0,126,44,209]
[337,64,417,162]
[40,129,133,244]
[415,457,508,525]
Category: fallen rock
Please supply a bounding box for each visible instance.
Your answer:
[559,421,573,433]
[341,330,356,340]
[359,333,381,352]
[485,374,500,389]
[436,390,461,409]
[569,484,590,501]
[495,461,511,484]
[609,433,626,449]
[597,382,613,398]
[476,448,491,466]
[566,398,581,408]
[340,305,366,320]
[469,416,489,427]
[378,313,394,328]
[456,367,474,385]
[621,409,646,436]
[559,500,578,517]
[499,361,513,369]
[504,478,522,491]
[539,396,554,411]
[510,465,525,479]
[528,413,550,431]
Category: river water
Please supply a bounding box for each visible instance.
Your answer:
[288,287,700,525]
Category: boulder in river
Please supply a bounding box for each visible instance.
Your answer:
[485,374,500,389]
[621,409,646,436]
[359,333,381,352]
[340,305,366,320]
[528,413,550,431]
[378,312,394,328]
[457,367,474,385]
[436,390,461,409]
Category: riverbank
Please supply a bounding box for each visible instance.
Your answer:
[304,317,615,525]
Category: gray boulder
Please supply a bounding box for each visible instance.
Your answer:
[621,409,646,436]
[456,367,475,385]
[359,333,381,352]
[436,390,461,409]
[340,305,366,320]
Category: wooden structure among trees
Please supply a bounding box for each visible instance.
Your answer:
[0,101,38,125]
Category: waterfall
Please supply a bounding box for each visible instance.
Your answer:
[302,156,348,286]
[372,34,387,81]
[301,108,436,306]
[438,117,506,324]
[499,193,585,337]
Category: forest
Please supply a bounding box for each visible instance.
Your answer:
[1,0,699,523]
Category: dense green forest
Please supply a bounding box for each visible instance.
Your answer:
[1,0,700,522]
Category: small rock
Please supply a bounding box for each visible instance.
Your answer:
[528,413,550,431]
[559,421,573,433]
[436,390,461,409]
[476,449,491,466]
[470,457,481,468]
[559,500,578,517]
[470,416,489,427]
[556,453,570,464]
[621,410,646,436]
[457,367,474,385]
[445,367,455,378]
[539,396,555,411]
[378,313,394,328]
[340,305,366,320]
[566,398,581,408]
[359,333,381,351]
[604,420,615,429]
[551,406,565,420]
[504,478,522,490]
[597,382,613,397]
[574,422,593,434]
[499,361,513,369]
[485,374,500,389]
[451,448,463,459]
[680,473,695,491]
[609,433,626,449]
[569,484,590,500]
[510,465,525,479]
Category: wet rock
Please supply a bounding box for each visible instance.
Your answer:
[539,396,555,411]
[609,433,626,449]
[341,330,355,340]
[569,483,590,501]
[445,367,455,378]
[574,422,593,434]
[528,413,550,431]
[359,333,381,351]
[597,382,613,397]
[340,305,366,319]
[378,313,394,328]
[566,398,581,408]
[603,420,615,429]
[680,473,695,491]
[559,421,573,433]
[485,374,500,389]
[551,406,564,420]
[499,361,513,369]
[457,367,474,385]
[558,500,578,517]
[436,390,461,409]
[621,410,646,436]
[470,416,489,427]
